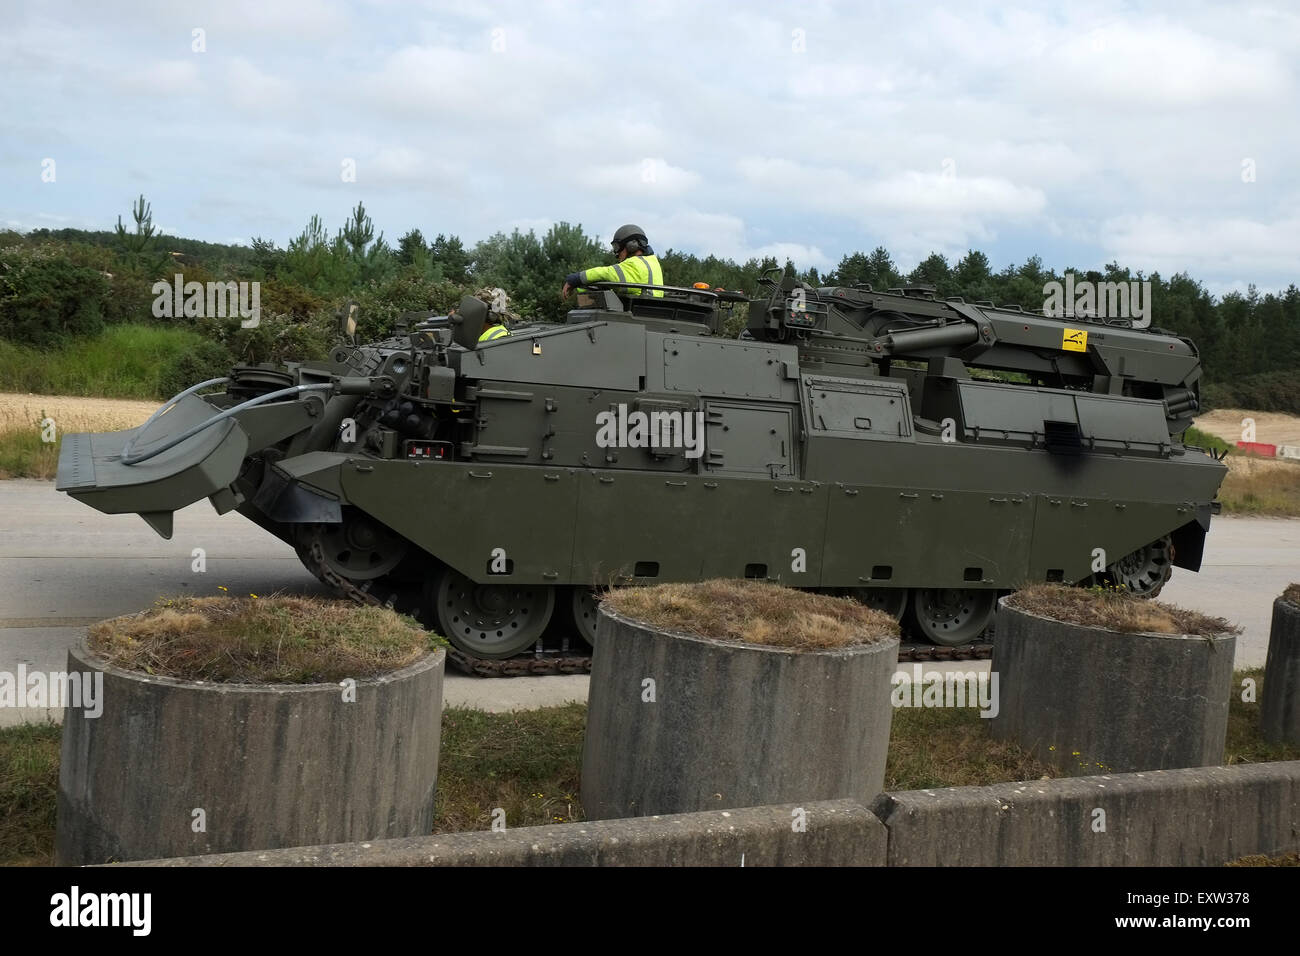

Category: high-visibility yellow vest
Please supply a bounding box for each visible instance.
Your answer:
[479,323,509,342]
[578,254,664,297]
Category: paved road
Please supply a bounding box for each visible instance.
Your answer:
[0,480,587,724]
[1,479,1296,723]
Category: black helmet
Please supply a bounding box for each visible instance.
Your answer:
[611,223,648,253]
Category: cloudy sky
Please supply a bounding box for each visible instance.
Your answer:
[2,0,1297,295]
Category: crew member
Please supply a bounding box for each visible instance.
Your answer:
[478,312,510,342]
[561,224,664,299]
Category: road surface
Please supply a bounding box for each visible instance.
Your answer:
[1,479,1295,724]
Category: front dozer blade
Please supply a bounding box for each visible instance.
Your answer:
[54,393,249,539]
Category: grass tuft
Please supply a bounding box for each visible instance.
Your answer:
[885,705,1058,790]
[1007,583,1239,637]
[0,723,61,866]
[0,420,57,480]
[1183,426,1232,455]
[1225,668,1300,765]
[601,579,899,649]
[88,595,440,683]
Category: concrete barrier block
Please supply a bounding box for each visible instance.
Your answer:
[130,799,886,867]
[873,761,1300,866]
[991,601,1235,773]
[581,607,898,820]
[1262,597,1300,746]
[57,639,444,865]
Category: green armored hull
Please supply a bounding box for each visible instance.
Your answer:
[57,273,1227,659]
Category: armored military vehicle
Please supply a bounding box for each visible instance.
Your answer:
[56,270,1227,665]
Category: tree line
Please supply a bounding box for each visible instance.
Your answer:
[2,197,1296,413]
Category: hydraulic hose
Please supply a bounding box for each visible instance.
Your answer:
[120,382,333,466]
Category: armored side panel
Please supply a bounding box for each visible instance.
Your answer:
[56,277,1228,658]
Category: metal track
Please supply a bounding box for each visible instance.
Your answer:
[309,536,995,677]
[897,642,993,663]
[442,639,995,677]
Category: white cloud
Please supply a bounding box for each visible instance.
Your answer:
[734,157,1046,255]
[2,0,1297,291]
[643,209,831,271]
[225,58,297,112]
[113,59,202,95]
[1044,22,1291,107]
[367,146,463,187]
[582,159,701,197]
[1103,213,1300,277]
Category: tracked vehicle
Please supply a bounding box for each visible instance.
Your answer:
[56,270,1227,664]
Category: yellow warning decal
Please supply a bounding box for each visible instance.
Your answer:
[1062,327,1088,352]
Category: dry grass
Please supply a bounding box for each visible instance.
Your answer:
[88,595,438,684]
[1284,584,1300,607]
[1218,454,1300,516]
[1187,411,1300,516]
[0,392,159,431]
[1227,853,1300,867]
[601,579,899,649]
[0,393,158,479]
[1007,584,1238,637]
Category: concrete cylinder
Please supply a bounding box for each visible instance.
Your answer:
[580,607,899,820]
[56,637,444,865]
[1261,596,1300,746]
[990,599,1235,774]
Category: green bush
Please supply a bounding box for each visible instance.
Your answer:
[156,338,237,399]
[261,278,328,320]
[1200,373,1300,416]
[1199,381,1233,411]
[195,312,333,366]
[103,271,165,326]
[349,270,467,340]
[0,244,110,346]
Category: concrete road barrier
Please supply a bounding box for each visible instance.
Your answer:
[132,762,1300,867]
[57,638,444,865]
[991,601,1235,774]
[130,800,884,867]
[1262,596,1300,746]
[581,607,898,820]
[873,761,1300,866]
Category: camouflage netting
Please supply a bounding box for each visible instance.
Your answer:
[474,286,520,322]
